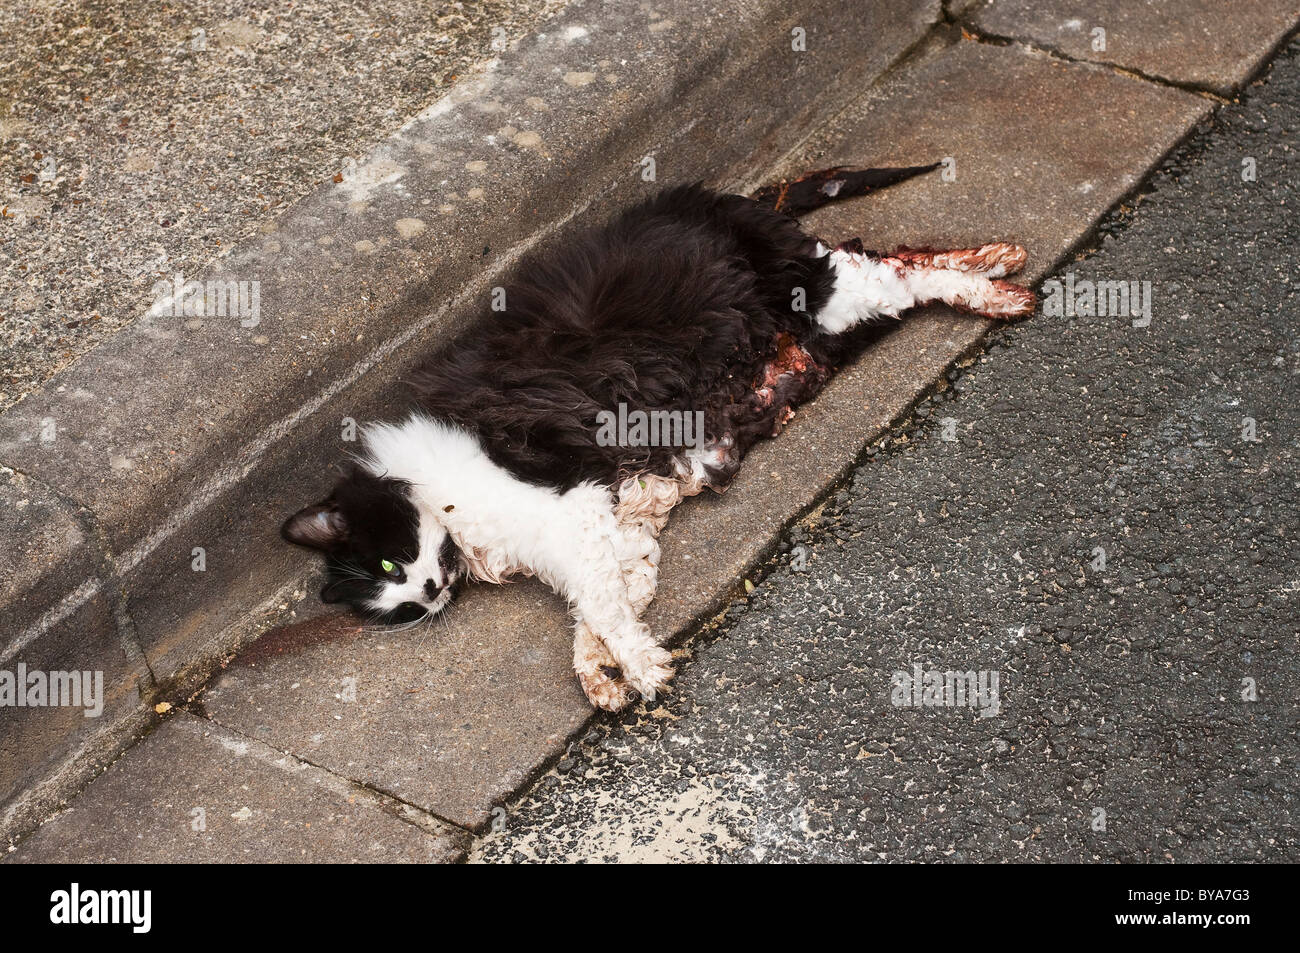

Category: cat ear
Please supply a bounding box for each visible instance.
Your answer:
[281,501,348,551]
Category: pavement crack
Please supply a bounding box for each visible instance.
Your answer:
[953,23,1233,103]
[0,460,155,691]
[190,710,472,841]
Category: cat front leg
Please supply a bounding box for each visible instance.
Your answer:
[574,609,672,704]
[556,485,674,704]
[573,620,637,711]
[568,563,673,704]
[444,474,670,707]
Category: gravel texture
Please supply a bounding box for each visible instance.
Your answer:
[0,0,567,412]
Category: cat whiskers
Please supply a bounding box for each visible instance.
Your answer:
[363,612,432,635]
[332,562,377,583]
[415,602,453,655]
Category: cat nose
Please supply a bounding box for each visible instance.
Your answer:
[423,579,441,600]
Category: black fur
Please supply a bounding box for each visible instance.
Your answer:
[281,469,420,612]
[412,184,847,491]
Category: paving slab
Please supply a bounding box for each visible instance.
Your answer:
[6,711,466,862]
[200,36,1209,833]
[201,591,590,829]
[968,0,1300,95]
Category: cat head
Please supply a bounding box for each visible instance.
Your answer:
[281,466,464,622]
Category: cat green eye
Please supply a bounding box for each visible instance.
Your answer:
[380,559,396,574]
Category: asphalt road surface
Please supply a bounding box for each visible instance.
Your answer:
[473,40,1300,863]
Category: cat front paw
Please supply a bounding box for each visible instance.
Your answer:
[578,664,637,711]
[620,644,674,703]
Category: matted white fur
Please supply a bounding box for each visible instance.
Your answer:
[816,246,917,333]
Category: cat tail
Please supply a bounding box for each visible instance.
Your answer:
[750,163,940,217]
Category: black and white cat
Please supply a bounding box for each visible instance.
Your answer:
[282,165,1035,709]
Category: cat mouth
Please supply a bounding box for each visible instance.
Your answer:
[386,601,431,623]
[424,585,455,615]
[390,579,458,621]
